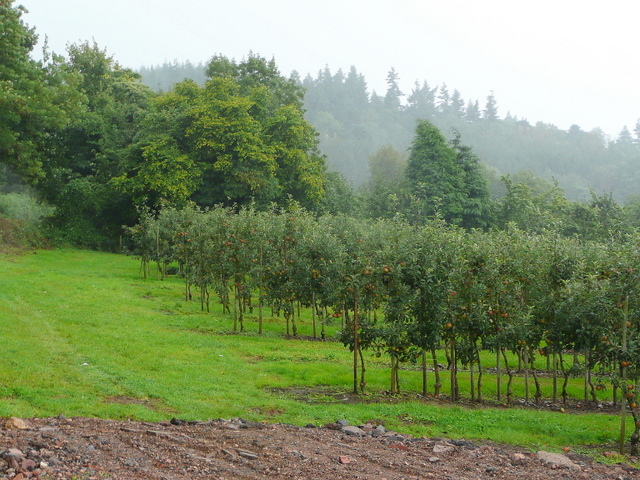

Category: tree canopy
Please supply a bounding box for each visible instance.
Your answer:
[117,54,326,210]
[0,0,84,181]
[0,4,328,248]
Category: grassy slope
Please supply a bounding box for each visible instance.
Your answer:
[0,249,628,454]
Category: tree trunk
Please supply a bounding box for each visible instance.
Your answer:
[502,349,513,405]
[285,309,290,336]
[552,352,558,403]
[584,348,589,403]
[237,286,244,332]
[496,342,501,402]
[353,290,359,395]
[531,354,542,404]
[258,245,264,334]
[258,286,263,335]
[233,285,238,332]
[546,352,551,372]
[620,295,629,455]
[450,340,459,401]
[470,359,475,402]
[523,348,530,403]
[559,352,569,404]
[291,303,298,337]
[183,263,190,301]
[359,347,366,393]
[321,306,327,340]
[431,347,441,397]
[422,350,428,397]
[343,305,348,331]
[476,346,483,403]
[312,292,317,339]
[390,356,397,394]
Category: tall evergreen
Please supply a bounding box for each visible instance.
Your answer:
[450,130,494,229]
[384,67,404,109]
[405,121,492,228]
[483,91,499,121]
[405,120,465,224]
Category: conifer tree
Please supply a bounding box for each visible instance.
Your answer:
[405,121,492,228]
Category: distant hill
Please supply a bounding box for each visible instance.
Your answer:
[139,63,640,202]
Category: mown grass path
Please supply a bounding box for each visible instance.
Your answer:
[0,249,629,456]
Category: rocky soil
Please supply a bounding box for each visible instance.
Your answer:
[1,416,638,480]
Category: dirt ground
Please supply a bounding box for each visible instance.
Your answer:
[1,416,639,480]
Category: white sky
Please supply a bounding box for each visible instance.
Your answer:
[18,0,640,138]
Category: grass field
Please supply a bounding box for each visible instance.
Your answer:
[0,249,633,459]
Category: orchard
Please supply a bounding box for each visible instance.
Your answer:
[128,204,640,453]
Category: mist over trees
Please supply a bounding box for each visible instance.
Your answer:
[137,62,640,204]
[3,0,640,250]
[138,60,207,92]
[300,66,640,204]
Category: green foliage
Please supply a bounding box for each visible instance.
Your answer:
[406,120,463,223]
[0,191,54,225]
[319,171,356,216]
[1,36,328,247]
[297,66,640,204]
[138,61,640,206]
[405,121,492,228]
[111,135,200,206]
[126,54,327,210]
[124,203,640,444]
[0,191,53,247]
[186,76,279,204]
[138,60,207,92]
[359,145,407,219]
[450,130,494,229]
[31,41,154,248]
[0,1,84,181]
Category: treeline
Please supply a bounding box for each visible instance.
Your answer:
[138,62,640,202]
[0,2,326,249]
[304,67,640,202]
[138,60,207,92]
[129,204,640,452]
[2,0,640,251]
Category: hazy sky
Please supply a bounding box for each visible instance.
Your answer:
[18,0,640,138]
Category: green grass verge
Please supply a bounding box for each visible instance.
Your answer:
[0,249,632,457]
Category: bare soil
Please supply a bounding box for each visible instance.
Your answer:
[1,416,638,480]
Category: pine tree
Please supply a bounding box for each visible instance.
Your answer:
[450,130,493,228]
[437,83,450,114]
[384,67,404,109]
[450,89,465,117]
[407,80,436,119]
[405,121,492,228]
[405,120,464,224]
[465,100,481,122]
[483,91,499,121]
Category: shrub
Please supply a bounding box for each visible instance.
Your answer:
[0,192,54,249]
